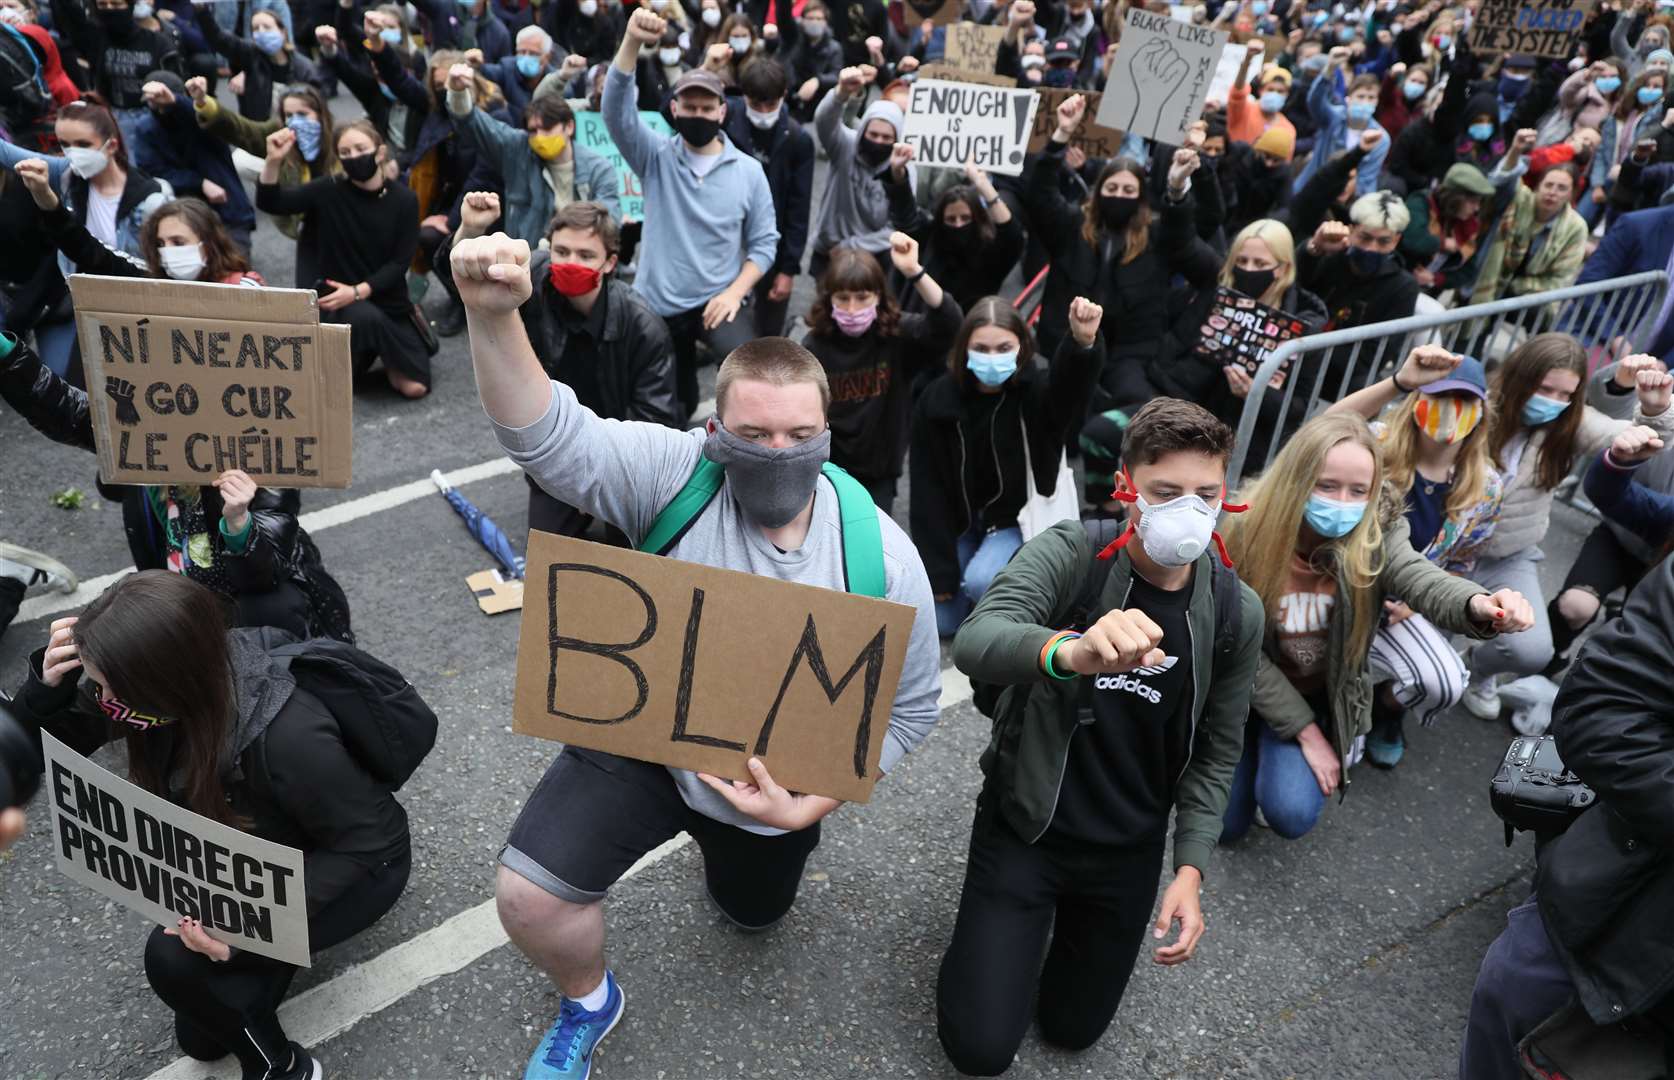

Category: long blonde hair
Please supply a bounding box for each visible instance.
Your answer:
[1378,391,1493,525]
[1218,219,1296,309]
[1225,414,1388,662]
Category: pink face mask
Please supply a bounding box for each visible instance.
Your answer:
[831,302,878,336]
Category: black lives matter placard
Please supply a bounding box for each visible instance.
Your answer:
[41,733,311,966]
[69,275,353,488]
[512,534,916,803]
[1469,0,1594,58]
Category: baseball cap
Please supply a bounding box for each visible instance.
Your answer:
[1045,39,1078,63]
[1422,355,1489,399]
[671,68,726,99]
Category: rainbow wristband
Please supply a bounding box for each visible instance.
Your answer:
[1042,632,1082,681]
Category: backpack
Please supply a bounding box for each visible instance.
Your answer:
[266,639,439,789]
[0,23,48,131]
[970,517,1244,719]
[637,457,887,598]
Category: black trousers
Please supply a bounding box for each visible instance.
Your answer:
[324,300,432,388]
[662,301,758,422]
[1549,521,1651,664]
[144,853,410,1076]
[937,799,1164,1077]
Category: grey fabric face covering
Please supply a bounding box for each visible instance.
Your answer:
[702,424,832,528]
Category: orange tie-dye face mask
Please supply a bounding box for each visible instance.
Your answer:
[1413,392,1483,445]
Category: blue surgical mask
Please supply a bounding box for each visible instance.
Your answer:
[1346,101,1376,123]
[515,53,543,78]
[1435,33,1451,50]
[253,28,284,54]
[728,34,752,54]
[285,112,322,160]
[967,349,1019,387]
[379,26,404,45]
[132,0,152,16]
[1337,27,1355,43]
[1301,53,1329,75]
[1499,72,1530,101]
[1521,393,1570,426]
[1640,85,1664,106]
[1251,1,1267,13]
[1403,79,1426,100]
[1311,10,1328,27]
[1304,493,1367,538]
[1597,76,1622,94]
[1260,90,1286,112]
[1468,121,1495,141]
[1345,244,1388,274]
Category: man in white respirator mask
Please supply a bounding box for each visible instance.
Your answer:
[940,397,1264,1077]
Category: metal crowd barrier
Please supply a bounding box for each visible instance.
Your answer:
[1228,270,1672,481]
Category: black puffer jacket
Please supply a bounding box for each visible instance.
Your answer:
[0,335,353,641]
[15,627,410,918]
[909,335,1104,596]
[1539,554,1674,1028]
[517,255,681,428]
[1022,141,1220,365]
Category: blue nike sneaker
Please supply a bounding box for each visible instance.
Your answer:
[523,972,625,1080]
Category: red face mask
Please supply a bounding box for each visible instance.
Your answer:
[549,260,602,297]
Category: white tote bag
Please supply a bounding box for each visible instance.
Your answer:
[1016,417,1080,541]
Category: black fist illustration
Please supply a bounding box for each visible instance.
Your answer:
[105,377,140,426]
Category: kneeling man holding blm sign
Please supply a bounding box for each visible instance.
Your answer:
[452,231,943,1080]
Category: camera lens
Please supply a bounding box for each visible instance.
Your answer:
[0,701,43,811]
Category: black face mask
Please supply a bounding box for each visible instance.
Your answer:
[938,221,978,252]
[1232,266,1276,298]
[856,137,894,167]
[1098,194,1139,230]
[340,152,380,182]
[98,7,134,33]
[673,114,722,148]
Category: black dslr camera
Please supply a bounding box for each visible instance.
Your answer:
[1489,735,1596,847]
[0,699,42,813]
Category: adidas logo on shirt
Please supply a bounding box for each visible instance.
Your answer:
[1127,656,1178,677]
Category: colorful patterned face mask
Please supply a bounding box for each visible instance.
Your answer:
[99,696,175,731]
[1413,392,1483,445]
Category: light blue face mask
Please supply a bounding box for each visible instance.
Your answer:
[285,112,322,160]
[379,26,404,45]
[1251,1,1267,13]
[967,349,1019,387]
[515,53,543,78]
[1640,85,1664,106]
[1403,79,1426,100]
[1521,393,1570,426]
[1260,90,1286,112]
[132,0,153,16]
[253,28,284,54]
[1468,121,1495,141]
[1346,101,1376,123]
[1596,76,1622,95]
[1304,493,1367,538]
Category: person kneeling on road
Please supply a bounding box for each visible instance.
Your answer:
[450,230,942,1080]
[939,399,1265,1076]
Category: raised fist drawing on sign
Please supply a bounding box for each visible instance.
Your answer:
[1126,38,1190,136]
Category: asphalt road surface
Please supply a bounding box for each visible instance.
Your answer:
[0,97,1600,1080]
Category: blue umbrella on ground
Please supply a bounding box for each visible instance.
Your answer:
[431,469,525,579]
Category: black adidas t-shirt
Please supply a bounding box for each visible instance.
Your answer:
[1045,570,1194,848]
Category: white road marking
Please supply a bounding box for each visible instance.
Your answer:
[13,457,521,626]
[143,671,976,1078]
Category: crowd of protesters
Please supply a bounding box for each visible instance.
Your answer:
[3,0,1674,1075]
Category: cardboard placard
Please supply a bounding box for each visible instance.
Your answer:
[1468,0,1593,57]
[918,62,1017,87]
[902,0,961,27]
[1194,286,1309,377]
[943,21,1006,74]
[1030,88,1125,156]
[1205,40,1250,104]
[512,533,916,803]
[1098,8,1228,145]
[467,568,525,614]
[41,733,311,967]
[903,78,1041,176]
[68,276,352,489]
[573,110,674,223]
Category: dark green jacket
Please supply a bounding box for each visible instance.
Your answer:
[951,520,1264,875]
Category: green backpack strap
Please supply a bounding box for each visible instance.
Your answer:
[639,457,726,556]
[638,458,887,599]
[821,462,887,599]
